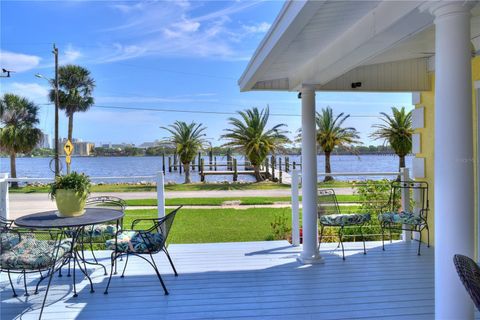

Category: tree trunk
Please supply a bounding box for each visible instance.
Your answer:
[254,165,263,182]
[67,114,74,174]
[10,152,18,188]
[183,163,191,184]
[399,155,406,169]
[324,151,334,182]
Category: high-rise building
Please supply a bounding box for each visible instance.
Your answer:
[36,132,51,149]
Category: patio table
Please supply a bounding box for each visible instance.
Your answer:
[14,208,124,297]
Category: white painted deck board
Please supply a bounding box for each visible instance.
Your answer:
[0,240,456,320]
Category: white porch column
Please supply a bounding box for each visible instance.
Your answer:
[431,3,474,319]
[298,85,323,264]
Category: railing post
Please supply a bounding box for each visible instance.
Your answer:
[291,169,300,246]
[0,173,9,220]
[400,167,411,242]
[271,156,275,181]
[233,158,238,182]
[279,157,283,184]
[162,153,166,175]
[156,171,165,218]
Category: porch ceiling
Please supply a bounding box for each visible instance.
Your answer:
[239,1,480,93]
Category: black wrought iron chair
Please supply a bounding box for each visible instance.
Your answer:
[378,181,429,255]
[83,196,126,260]
[59,196,126,277]
[0,228,72,319]
[453,254,480,311]
[104,206,181,295]
[317,189,371,260]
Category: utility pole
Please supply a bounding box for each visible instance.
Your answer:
[53,44,60,176]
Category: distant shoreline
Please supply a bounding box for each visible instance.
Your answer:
[8,153,408,159]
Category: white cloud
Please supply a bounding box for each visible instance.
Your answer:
[95,1,264,63]
[62,45,82,64]
[0,82,50,104]
[243,22,271,33]
[0,51,41,72]
[96,94,218,104]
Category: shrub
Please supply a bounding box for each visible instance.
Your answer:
[49,172,91,199]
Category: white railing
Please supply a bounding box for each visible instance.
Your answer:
[0,172,166,220]
[290,168,411,246]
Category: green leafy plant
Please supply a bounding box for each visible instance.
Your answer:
[49,172,91,199]
[270,213,291,240]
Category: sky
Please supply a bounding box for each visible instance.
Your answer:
[0,0,413,147]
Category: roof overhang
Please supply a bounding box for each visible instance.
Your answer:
[239,1,480,93]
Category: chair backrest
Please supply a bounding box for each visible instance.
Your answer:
[146,206,181,251]
[453,254,480,311]
[388,181,429,217]
[317,189,340,217]
[86,196,126,212]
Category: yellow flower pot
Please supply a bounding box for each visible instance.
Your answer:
[55,189,87,217]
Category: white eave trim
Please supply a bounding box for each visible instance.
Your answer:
[238,0,325,92]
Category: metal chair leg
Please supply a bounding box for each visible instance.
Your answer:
[338,227,345,260]
[163,248,178,276]
[417,230,422,256]
[23,270,29,296]
[360,225,367,255]
[426,225,430,248]
[7,271,17,297]
[121,254,129,278]
[381,224,385,251]
[150,254,169,295]
[39,264,56,320]
[318,225,324,252]
[104,253,116,294]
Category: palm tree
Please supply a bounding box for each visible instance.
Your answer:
[162,121,207,184]
[221,107,289,182]
[315,107,361,182]
[0,94,42,188]
[49,64,95,173]
[370,106,413,170]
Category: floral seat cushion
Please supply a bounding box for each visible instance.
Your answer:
[106,231,164,253]
[0,238,72,270]
[65,224,119,239]
[378,212,424,225]
[320,213,371,226]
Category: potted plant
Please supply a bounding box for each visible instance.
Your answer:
[49,172,91,217]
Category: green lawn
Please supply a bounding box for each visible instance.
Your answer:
[125,194,361,207]
[125,208,292,243]
[84,204,390,247]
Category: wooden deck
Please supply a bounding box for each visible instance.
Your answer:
[1,240,438,319]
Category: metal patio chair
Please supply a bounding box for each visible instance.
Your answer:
[453,254,480,311]
[59,196,126,277]
[317,189,371,260]
[378,181,429,255]
[0,227,72,319]
[104,206,181,295]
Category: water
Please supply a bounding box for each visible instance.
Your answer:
[0,155,413,184]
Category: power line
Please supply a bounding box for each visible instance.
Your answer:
[38,103,381,118]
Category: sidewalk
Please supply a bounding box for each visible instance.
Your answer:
[8,187,354,220]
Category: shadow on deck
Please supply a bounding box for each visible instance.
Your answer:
[1,240,436,319]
